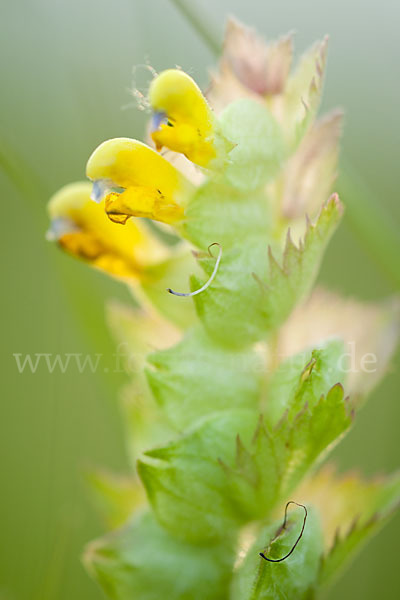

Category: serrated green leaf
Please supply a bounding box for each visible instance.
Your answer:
[181,177,272,348]
[217,99,286,191]
[137,410,259,543]
[191,240,271,347]
[259,194,343,331]
[278,383,352,496]
[266,338,347,428]
[186,195,342,347]
[146,326,263,429]
[84,511,233,600]
[231,507,323,600]
[223,382,352,520]
[138,374,351,543]
[281,37,328,146]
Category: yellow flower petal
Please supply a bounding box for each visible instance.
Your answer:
[47,182,166,279]
[86,138,192,225]
[149,69,216,167]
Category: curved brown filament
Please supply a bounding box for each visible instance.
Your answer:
[259,501,308,563]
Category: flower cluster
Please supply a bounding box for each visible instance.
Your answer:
[48,18,400,600]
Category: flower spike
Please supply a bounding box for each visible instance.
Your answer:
[86,138,193,225]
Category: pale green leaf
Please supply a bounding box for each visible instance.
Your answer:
[84,511,233,600]
[119,380,175,463]
[184,179,272,251]
[106,300,180,377]
[190,239,271,347]
[141,251,200,328]
[146,326,263,429]
[282,37,328,146]
[217,99,286,191]
[259,194,343,331]
[86,469,145,529]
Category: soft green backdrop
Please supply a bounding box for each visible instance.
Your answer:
[1,1,399,598]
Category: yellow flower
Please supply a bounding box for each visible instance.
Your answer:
[47,181,166,280]
[149,69,216,167]
[86,138,193,225]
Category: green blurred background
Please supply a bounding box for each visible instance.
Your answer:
[1,0,399,598]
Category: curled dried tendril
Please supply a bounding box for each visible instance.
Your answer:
[259,501,308,563]
[123,63,158,112]
[167,242,222,297]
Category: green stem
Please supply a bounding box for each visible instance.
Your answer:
[169,0,221,56]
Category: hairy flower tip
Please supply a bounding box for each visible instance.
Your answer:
[127,63,158,113]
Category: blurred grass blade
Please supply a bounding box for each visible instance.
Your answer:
[169,0,220,56]
[339,166,400,288]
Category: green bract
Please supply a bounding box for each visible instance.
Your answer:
[231,507,323,600]
[146,326,263,429]
[50,16,400,600]
[84,511,233,600]
[217,99,286,191]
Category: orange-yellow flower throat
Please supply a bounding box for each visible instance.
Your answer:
[47,182,166,280]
